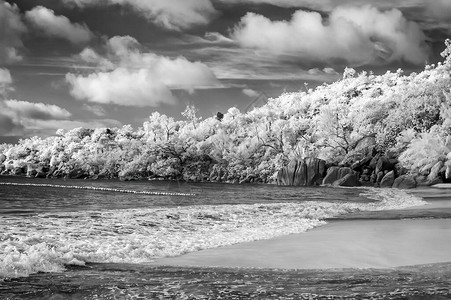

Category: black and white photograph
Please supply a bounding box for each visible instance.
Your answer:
[1,0,451,299]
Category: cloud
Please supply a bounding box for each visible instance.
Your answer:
[63,0,217,30]
[66,68,176,107]
[323,67,339,75]
[66,35,219,107]
[0,1,27,64]
[424,0,451,21]
[0,99,119,138]
[82,104,106,117]
[219,0,333,10]
[0,99,73,137]
[242,88,260,98]
[232,5,429,66]
[203,32,235,44]
[29,119,122,137]
[3,100,72,120]
[0,68,13,96]
[25,6,93,44]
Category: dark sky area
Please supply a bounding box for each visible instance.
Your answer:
[1,0,450,143]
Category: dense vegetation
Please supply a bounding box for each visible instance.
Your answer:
[1,40,451,184]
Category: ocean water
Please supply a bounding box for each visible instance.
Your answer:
[0,176,430,299]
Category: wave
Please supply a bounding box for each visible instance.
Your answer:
[0,187,425,279]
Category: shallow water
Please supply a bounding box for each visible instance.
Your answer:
[1,175,445,299]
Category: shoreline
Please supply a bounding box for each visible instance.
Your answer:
[153,188,451,270]
[153,218,451,270]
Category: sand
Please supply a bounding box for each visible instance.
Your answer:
[154,188,451,270]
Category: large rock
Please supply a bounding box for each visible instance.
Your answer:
[26,163,40,177]
[393,175,417,189]
[13,167,25,176]
[322,167,353,185]
[380,170,395,188]
[375,156,394,174]
[0,154,6,164]
[351,156,372,171]
[428,161,444,182]
[332,173,361,187]
[277,157,326,186]
[446,165,451,180]
[68,168,86,179]
[419,161,438,176]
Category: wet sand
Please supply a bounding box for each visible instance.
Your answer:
[155,187,451,270]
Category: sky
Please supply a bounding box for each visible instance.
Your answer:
[0,0,450,143]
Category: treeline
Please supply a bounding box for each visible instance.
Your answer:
[1,40,451,184]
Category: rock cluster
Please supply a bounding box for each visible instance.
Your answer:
[276,158,326,186]
[277,153,449,189]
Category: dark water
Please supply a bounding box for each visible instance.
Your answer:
[0,176,371,215]
[1,176,450,299]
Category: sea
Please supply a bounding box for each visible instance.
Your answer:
[1,175,450,299]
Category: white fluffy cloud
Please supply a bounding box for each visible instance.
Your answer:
[242,88,259,98]
[66,68,176,107]
[63,0,217,30]
[0,99,72,136]
[3,100,71,120]
[0,1,27,64]
[25,6,93,44]
[232,5,429,66]
[66,36,219,107]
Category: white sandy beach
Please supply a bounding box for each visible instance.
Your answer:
[155,189,451,270]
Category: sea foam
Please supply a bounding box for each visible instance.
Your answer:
[0,187,425,279]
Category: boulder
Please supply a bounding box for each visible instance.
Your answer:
[304,157,326,185]
[415,175,429,186]
[68,168,86,179]
[369,153,381,169]
[322,167,353,185]
[419,161,437,176]
[332,173,361,187]
[0,154,6,164]
[351,156,372,171]
[446,165,451,180]
[428,161,444,182]
[35,171,47,178]
[428,177,443,186]
[13,167,25,175]
[375,156,394,174]
[393,175,417,189]
[277,157,326,186]
[380,170,395,188]
[376,171,385,183]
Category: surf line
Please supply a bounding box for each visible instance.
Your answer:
[0,182,197,197]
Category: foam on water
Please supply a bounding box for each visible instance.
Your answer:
[0,187,425,279]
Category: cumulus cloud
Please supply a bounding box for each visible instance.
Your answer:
[232,5,429,66]
[63,0,217,30]
[242,88,259,98]
[0,99,73,136]
[25,6,93,44]
[66,68,176,107]
[66,35,219,107]
[0,99,116,138]
[0,68,13,96]
[3,100,72,120]
[0,1,27,64]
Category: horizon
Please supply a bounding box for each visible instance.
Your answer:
[1,0,450,144]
